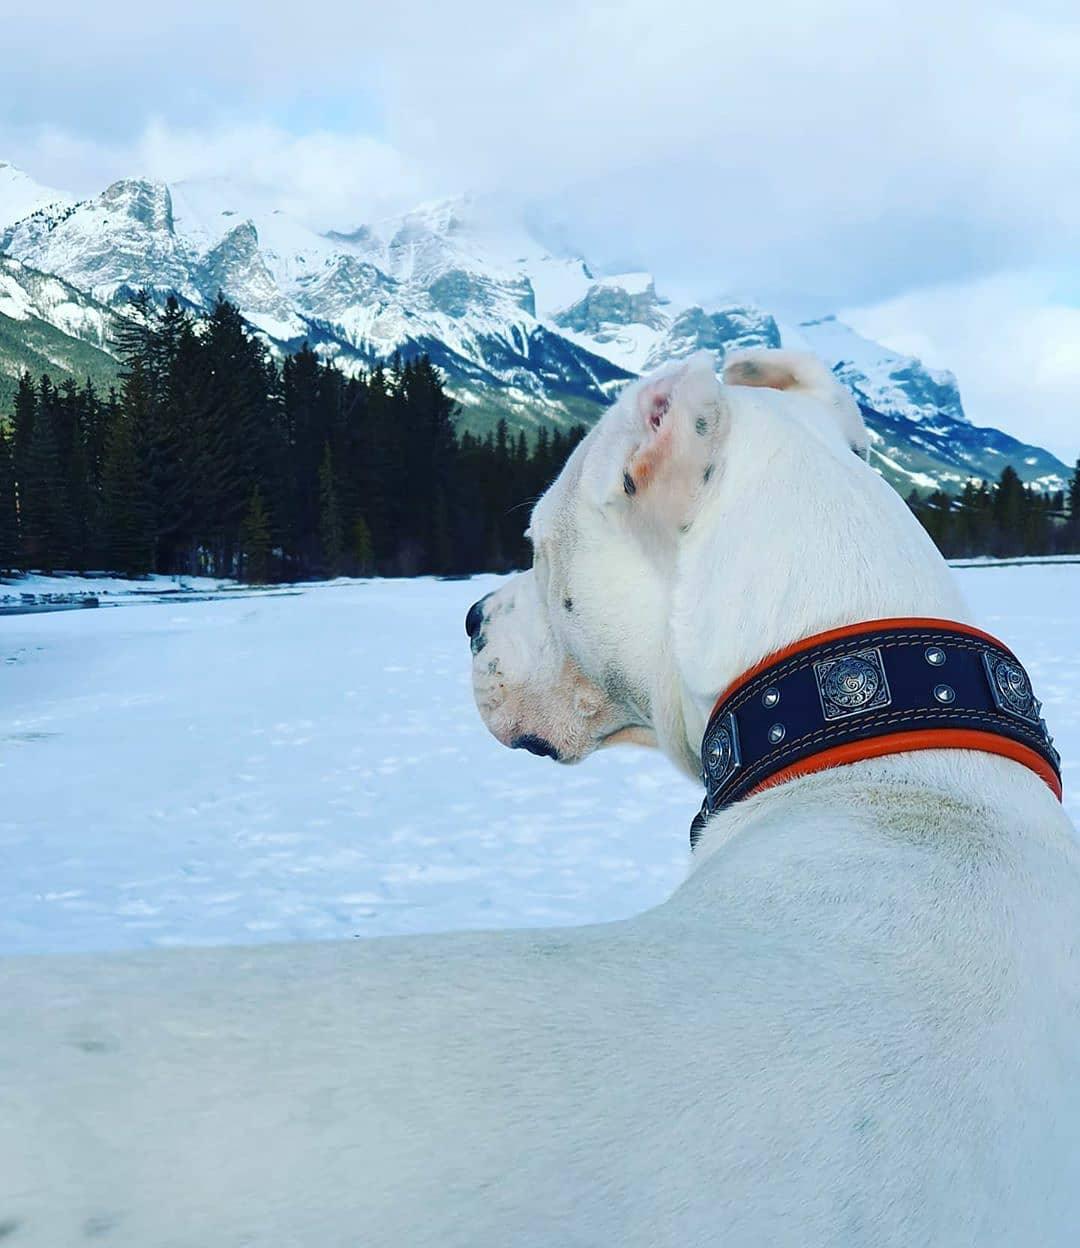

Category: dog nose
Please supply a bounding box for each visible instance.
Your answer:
[465,597,487,640]
[510,734,560,761]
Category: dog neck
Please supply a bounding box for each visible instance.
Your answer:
[652,400,1064,845]
[687,744,1063,867]
[689,616,1061,846]
[666,399,969,775]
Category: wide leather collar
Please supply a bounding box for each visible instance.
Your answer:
[691,618,1062,848]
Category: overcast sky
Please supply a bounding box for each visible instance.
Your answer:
[1,0,1078,460]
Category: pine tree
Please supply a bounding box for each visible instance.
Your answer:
[146,297,197,570]
[992,465,1025,558]
[19,395,68,571]
[319,444,343,576]
[351,514,374,574]
[10,371,36,510]
[1067,459,1080,553]
[239,485,272,584]
[357,363,392,566]
[0,425,18,571]
[922,489,954,555]
[1021,484,1050,555]
[115,290,161,391]
[190,297,269,573]
[102,410,152,577]
[955,480,989,557]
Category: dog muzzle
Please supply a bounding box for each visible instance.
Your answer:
[691,618,1063,849]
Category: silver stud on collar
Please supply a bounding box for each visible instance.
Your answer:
[762,687,780,708]
[933,683,956,704]
[925,647,946,666]
[703,711,741,787]
[768,723,786,744]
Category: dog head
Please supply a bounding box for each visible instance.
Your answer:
[468,347,962,777]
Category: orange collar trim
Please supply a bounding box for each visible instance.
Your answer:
[692,617,1062,847]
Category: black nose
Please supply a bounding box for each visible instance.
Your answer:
[465,597,487,640]
[511,734,560,760]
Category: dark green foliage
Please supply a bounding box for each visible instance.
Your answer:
[102,407,152,577]
[11,371,36,498]
[1067,459,1080,551]
[19,379,71,571]
[1,288,586,579]
[351,514,374,574]
[0,424,18,571]
[318,444,344,577]
[239,485,272,584]
[4,292,576,579]
[907,464,1079,558]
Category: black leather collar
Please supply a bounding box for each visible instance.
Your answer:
[691,619,1062,848]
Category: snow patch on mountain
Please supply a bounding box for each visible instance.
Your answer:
[0,162,71,234]
[0,256,117,351]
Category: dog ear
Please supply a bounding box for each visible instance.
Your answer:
[724,348,868,458]
[622,351,725,527]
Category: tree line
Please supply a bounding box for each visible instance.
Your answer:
[0,292,585,580]
[0,292,1077,580]
[906,466,1080,559]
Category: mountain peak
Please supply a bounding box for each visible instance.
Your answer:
[99,179,175,234]
[0,160,71,232]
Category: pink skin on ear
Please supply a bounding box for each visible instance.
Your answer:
[626,379,677,492]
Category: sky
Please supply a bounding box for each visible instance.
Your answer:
[1,0,1078,460]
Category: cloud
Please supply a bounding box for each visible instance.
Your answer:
[0,0,1078,455]
[1,121,434,230]
[5,1,1080,297]
[134,123,431,229]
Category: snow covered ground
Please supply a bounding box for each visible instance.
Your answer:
[0,571,240,608]
[2,566,1077,956]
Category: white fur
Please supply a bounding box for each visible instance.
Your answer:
[2,349,1079,1246]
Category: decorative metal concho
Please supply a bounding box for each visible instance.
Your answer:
[982,651,1040,725]
[814,647,892,722]
[702,711,741,789]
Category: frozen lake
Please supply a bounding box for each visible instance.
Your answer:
[2,565,1077,955]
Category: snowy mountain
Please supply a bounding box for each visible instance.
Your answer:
[794,317,1067,493]
[0,163,1068,493]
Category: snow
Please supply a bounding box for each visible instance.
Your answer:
[0,572,236,606]
[0,258,118,370]
[796,314,911,382]
[866,446,942,490]
[595,271,654,295]
[2,565,1076,958]
[526,254,594,320]
[0,161,71,232]
[0,268,33,320]
[558,319,664,375]
[0,576,694,955]
[796,313,965,424]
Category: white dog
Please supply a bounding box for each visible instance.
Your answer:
[3,350,1079,1247]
